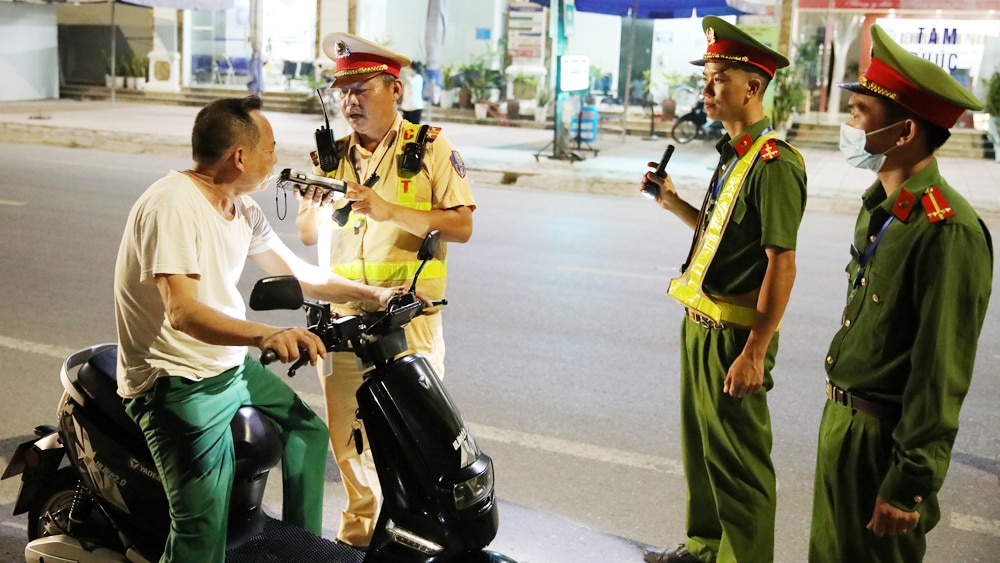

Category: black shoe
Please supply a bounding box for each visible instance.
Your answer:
[643,543,700,563]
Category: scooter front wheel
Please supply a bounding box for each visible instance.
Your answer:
[671,117,699,144]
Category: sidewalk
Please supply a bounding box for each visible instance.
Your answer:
[2,98,999,217]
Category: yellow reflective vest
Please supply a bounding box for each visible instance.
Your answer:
[327,115,475,312]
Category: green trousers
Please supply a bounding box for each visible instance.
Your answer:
[809,402,939,562]
[126,356,329,563]
[679,317,778,563]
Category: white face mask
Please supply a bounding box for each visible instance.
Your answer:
[839,122,905,172]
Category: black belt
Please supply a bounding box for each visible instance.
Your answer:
[825,379,901,419]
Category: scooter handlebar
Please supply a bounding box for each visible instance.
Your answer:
[259,348,310,377]
[260,349,278,365]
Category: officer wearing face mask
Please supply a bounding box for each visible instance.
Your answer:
[810,24,993,562]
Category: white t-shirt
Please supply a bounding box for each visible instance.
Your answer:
[401,73,425,112]
[114,171,277,397]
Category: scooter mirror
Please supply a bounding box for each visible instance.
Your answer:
[249,276,304,311]
[417,230,440,261]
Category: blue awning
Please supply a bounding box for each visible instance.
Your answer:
[525,0,768,18]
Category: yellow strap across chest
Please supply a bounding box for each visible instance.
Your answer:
[667,131,776,327]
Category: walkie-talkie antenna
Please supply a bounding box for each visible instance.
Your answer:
[317,87,332,130]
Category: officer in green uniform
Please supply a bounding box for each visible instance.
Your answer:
[810,25,993,563]
[641,16,807,563]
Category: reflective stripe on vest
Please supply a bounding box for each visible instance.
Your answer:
[667,131,776,327]
[332,259,447,282]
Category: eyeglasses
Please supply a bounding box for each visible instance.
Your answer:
[340,74,390,98]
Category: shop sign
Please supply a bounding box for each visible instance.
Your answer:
[877,18,1000,73]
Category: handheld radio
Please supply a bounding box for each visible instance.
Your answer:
[314,88,339,173]
[400,124,430,175]
[642,144,675,199]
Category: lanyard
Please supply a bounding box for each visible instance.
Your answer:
[709,126,773,201]
[709,156,738,201]
[852,215,894,290]
[349,127,397,186]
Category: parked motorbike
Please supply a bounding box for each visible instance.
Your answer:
[671,100,725,144]
[3,230,515,563]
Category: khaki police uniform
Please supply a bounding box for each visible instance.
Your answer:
[809,24,993,562]
[307,32,476,546]
[320,113,473,545]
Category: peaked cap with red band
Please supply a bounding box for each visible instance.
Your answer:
[321,32,411,88]
[690,16,789,78]
[838,25,982,129]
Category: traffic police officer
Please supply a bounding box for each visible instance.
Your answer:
[810,24,993,562]
[295,32,476,547]
[641,16,807,563]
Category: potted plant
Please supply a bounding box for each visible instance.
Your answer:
[984,71,1000,162]
[131,54,149,91]
[512,73,538,100]
[659,71,685,120]
[439,64,458,109]
[105,55,127,90]
[771,67,805,134]
[457,61,502,119]
[534,83,552,123]
[121,55,137,90]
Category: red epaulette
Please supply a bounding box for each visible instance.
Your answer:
[891,189,916,221]
[424,126,442,143]
[734,133,753,157]
[759,139,781,161]
[921,187,955,223]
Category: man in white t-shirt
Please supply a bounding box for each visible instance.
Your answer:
[114,96,404,563]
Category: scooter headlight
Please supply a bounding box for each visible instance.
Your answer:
[452,462,493,511]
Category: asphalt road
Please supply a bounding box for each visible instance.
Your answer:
[0,143,997,562]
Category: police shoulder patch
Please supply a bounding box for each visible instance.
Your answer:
[450,150,466,178]
[759,139,781,161]
[921,186,955,223]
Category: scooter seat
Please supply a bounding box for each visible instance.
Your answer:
[76,345,148,445]
[75,346,283,483]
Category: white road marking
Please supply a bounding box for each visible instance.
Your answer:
[949,512,1000,538]
[297,390,683,475]
[0,199,26,206]
[558,264,671,281]
[0,335,74,360]
[1,520,27,532]
[2,335,996,537]
[467,422,685,475]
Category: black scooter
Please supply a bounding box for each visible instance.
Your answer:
[3,231,515,563]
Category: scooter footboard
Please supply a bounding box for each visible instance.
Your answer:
[227,515,364,563]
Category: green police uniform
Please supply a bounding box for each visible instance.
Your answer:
[679,118,806,563]
[809,25,994,563]
[653,17,808,563]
